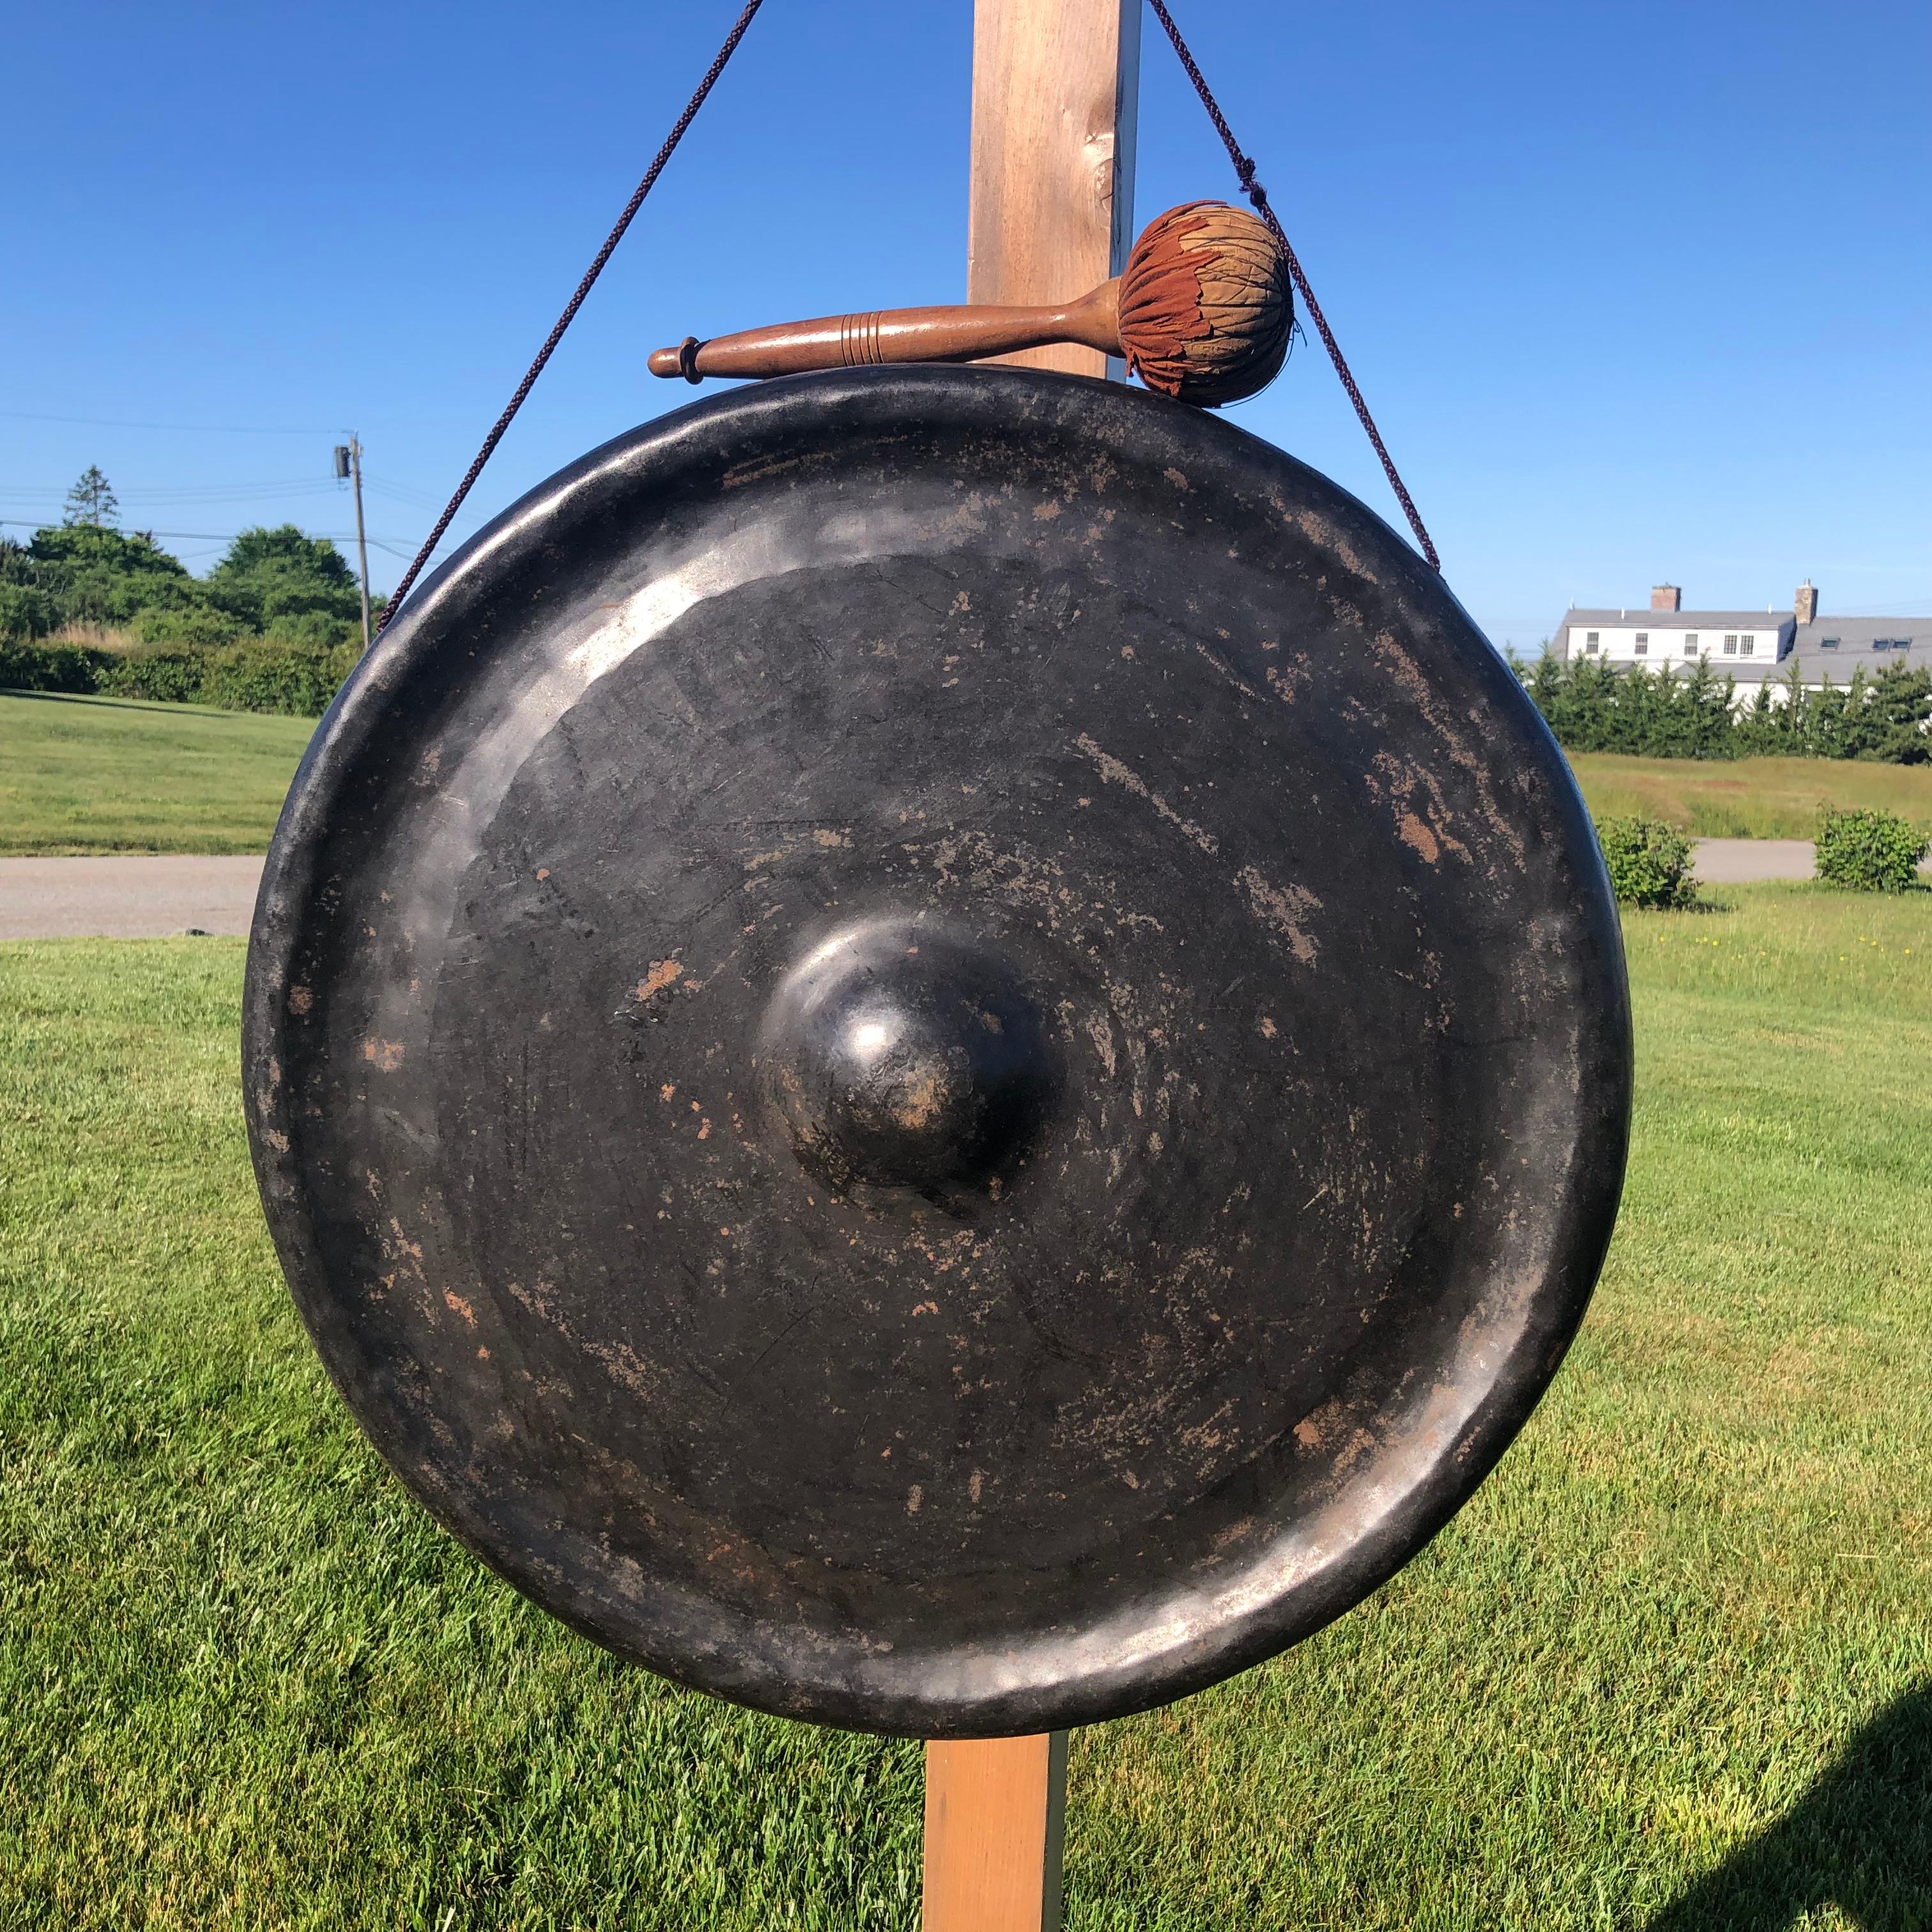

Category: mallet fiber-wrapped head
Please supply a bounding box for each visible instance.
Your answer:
[1119,201,1292,408]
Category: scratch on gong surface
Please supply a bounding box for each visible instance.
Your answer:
[1192,641,1264,703]
[1365,629,1526,868]
[1236,866,1320,965]
[1072,735,1218,855]
[636,958,683,1000]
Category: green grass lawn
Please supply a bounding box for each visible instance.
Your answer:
[0,690,314,855]
[3,889,1930,1928]
[1568,751,1932,839]
[6,687,1928,857]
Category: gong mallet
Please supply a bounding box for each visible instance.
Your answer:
[648,201,1292,408]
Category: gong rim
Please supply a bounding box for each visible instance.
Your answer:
[244,367,1630,1736]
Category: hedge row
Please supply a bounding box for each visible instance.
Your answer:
[1522,652,1932,762]
[0,636,360,718]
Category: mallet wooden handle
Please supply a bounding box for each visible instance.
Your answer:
[648,282,1121,381]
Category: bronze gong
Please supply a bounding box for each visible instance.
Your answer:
[243,367,1631,1738]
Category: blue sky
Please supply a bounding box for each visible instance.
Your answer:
[3,1,1926,651]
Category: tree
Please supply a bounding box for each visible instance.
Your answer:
[1675,656,1736,758]
[62,466,119,528]
[211,524,358,588]
[204,525,366,643]
[1809,672,1856,759]
[26,522,191,628]
[0,540,57,641]
[1854,661,1932,763]
[1735,664,1812,756]
[1525,650,1567,739]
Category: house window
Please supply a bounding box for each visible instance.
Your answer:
[1634,632,1649,655]
[1874,638,1910,652]
[1821,636,1839,649]
[1584,631,1599,653]
[1683,634,1698,656]
[1741,634,1755,656]
[1723,634,1738,654]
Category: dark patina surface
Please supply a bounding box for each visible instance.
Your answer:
[243,367,1630,1737]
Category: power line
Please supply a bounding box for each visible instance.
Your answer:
[0,518,425,545]
[0,408,346,435]
[0,479,347,502]
[0,477,480,534]
[363,477,450,510]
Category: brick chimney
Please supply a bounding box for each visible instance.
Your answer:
[1795,579,1818,624]
[1651,585,1681,613]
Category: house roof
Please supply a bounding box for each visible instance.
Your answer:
[1794,617,1926,650]
[1556,609,1792,633]
[1785,620,1928,686]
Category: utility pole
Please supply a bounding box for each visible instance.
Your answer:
[334,436,373,652]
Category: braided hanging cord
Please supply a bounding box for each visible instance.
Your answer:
[377,0,768,634]
[1145,0,1441,572]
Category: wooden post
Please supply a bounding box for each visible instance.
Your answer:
[923,1732,1070,1932]
[921,13,1139,1930]
[967,0,1142,378]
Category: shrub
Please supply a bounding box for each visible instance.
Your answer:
[99,647,211,705]
[133,601,247,649]
[0,639,112,694]
[0,582,57,642]
[1814,806,1929,893]
[1596,815,1699,908]
[6,632,360,715]
[254,607,359,650]
[197,636,361,716]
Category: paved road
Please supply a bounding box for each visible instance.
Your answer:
[0,855,264,940]
[1691,838,1818,884]
[1,839,1915,942]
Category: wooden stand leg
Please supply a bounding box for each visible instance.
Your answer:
[927,15,1117,1922]
[969,0,1142,378]
[922,1731,1070,1932]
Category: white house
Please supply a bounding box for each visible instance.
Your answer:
[1550,583,1925,695]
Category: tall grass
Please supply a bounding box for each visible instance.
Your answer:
[1568,752,1932,838]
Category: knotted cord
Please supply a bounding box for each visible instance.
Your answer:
[1146,0,1441,571]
